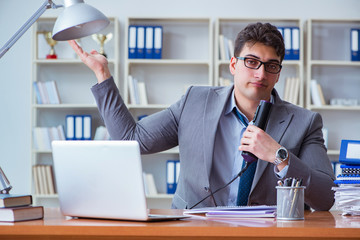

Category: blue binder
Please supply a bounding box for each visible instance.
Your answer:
[166,160,176,194]
[65,115,75,140]
[145,26,154,59]
[351,29,359,61]
[291,27,300,60]
[82,115,92,140]
[339,139,360,164]
[128,25,137,59]
[166,160,180,194]
[153,26,163,59]
[66,115,92,140]
[334,140,360,185]
[136,26,145,59]
[283,27,292,60]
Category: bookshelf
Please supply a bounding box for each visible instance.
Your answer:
[123,17,213,207]
[30,17,119,206]
[214,18,304,107]
[306,19,360,161]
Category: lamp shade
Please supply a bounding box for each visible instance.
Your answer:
[52,0,109,41]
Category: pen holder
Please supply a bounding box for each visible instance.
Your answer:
[276,186,306,220]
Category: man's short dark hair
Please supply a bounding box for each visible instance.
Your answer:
[234,22,285,62]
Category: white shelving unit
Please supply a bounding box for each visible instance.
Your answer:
[306,19,360,161]
[31,17,119,207]
[124,17,213,208]
[214,18,304,107]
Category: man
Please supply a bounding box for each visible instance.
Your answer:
[69,22,336,210]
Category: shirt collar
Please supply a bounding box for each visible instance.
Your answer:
[225,89,275,117]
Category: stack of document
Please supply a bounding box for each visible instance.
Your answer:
[332,185,360,216]
[184,205,276,219]
[332,140,360,216]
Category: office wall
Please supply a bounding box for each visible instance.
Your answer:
[0,0,359,194]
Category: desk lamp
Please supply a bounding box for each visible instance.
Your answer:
[0,0,109,193]
[0,0,110,59]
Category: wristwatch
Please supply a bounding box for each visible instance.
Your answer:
[274,146,289,165]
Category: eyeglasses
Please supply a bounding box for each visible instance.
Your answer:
[236,57,282,74]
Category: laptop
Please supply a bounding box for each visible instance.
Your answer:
[51,140,188,221]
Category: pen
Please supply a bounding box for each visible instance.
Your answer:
[284,177,291,186]
[289,179,302,218]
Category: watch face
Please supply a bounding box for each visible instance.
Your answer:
[278,149,287,159]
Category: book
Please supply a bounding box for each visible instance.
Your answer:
[316,83,326,105]
[227,38,234,59]
[0,206,43,222]
[33,165,57,195]
[128,75,137,104]
[223,35,230,60]
[45,165,56,194]
[283,77,299,104]
[33,82,42,104]
[283,77,291,102]
[143,172,158,196]
[0,194,32,208]
[137,82,148,105]
[310,79,323,106]
[291,77,300,105]
[94,126,111,140]
[32,166,41,194]
[45,81,61,104]
[219,34,226,60]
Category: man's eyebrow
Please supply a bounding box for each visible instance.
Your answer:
[244,54,280,63]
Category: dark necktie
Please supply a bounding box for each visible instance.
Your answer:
[233,108,257,206]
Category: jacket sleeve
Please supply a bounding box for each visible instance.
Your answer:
[286,112,336,211]
[91,77,183,154]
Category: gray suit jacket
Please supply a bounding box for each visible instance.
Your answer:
[92,77,336,211]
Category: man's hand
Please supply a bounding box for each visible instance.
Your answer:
[68,40,111,83]
[239,125,288,170]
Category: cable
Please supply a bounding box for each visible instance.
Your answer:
[189,161,253,209]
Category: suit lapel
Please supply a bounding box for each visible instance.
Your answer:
[203,86,233,180]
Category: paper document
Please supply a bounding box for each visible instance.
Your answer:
[184,205,276,218]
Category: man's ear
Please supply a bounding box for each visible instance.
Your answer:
[229,57,237,75]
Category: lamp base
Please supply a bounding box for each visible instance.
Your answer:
[46,54,57,59]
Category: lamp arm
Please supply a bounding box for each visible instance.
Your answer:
[0,0,63,59]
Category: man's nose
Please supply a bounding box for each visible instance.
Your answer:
[254,63,267,78]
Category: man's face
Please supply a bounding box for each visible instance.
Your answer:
[229,42,281,103]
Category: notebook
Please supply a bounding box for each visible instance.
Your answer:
[51,140,188,221]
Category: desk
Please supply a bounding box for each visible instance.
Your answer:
[0,208,359,239]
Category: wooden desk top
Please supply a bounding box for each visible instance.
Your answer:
[0,208,359,240]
